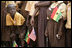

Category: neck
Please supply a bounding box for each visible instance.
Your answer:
[11,14,15,19]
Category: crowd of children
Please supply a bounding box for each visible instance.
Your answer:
[1,1,71,47]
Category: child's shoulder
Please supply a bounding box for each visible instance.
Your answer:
[16,12,23,17]
[6,13,10,17]
[16,12,21,15]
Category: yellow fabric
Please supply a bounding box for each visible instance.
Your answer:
[6,1,16,7]
[58,3,66,20]
[65,2,71,29]
[25,1,39,16]
[6,12,25,26]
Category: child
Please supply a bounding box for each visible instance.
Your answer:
[45,1,66,47]
[6,4,25,47]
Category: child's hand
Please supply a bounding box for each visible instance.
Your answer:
[56,33,62,40]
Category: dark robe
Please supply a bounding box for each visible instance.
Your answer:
[1,1,10,42]
[65,29,71,47]
[45,4,65,47]
[1,1,11,47]
[37,1,51,47]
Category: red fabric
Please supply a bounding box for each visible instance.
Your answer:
[51,7,58,19]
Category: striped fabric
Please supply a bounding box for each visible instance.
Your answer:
[13,41,18,47]
[51,6,62,22]
[29,27,36,41]
[24,30,30,44]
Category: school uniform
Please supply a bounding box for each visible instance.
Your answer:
[45,1,66,47]
[6,12,25,46]
[36,1,51,47]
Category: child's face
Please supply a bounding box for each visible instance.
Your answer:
[8,6,16,16]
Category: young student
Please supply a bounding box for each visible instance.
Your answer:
[45,1,66,47]
[6,4,25,47]
[65,1,71,47]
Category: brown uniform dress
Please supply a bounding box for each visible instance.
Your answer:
[1,1,11,47]
[45,1,66,47]
[1,1,11,42]
[1,1,7,41]
[37,1,51,47]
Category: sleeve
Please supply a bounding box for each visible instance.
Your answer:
[66,4,69,20]
[25,1,31,11]
[57,3,67,36]
[58,19,64,36]
[60,3,67,20]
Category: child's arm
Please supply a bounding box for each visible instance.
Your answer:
[30,7,39,26]
[32,7,39,18]
[56,19,64,39]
